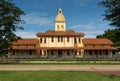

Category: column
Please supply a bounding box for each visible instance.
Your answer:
[64,50,67,58]
[42,50,44,57]
[62,50,65,58]
[102,50,106,58]
[76,50,80,58]
[81,50,84,58]
[72,37,74,46]
[109,50,112,58]
[70,50,72,58]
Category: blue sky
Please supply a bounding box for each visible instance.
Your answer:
[14,0,113,38]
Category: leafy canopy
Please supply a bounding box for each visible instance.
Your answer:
[98,0,120,28]
[97,0,120,47]
[0,0,24,55]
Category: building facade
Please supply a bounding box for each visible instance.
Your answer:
[10,8,116,59]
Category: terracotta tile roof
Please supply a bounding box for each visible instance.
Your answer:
[36,30,84,36]
[12,38,38,45]
[12,46,116,50]
[12,47,36,50]
[84,46,116,50]
[37,47,84,50]
[83,38,113,45]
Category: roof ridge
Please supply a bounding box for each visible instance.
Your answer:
[21,38,37,39]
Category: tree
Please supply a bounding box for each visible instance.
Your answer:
[0,0,24,55]
[97,0,120,47]
[98,0,120,28]
[97,29,116,42]
[97,29,120,46]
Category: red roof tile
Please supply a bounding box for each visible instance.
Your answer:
[12,47,36,50]
[84,46,116,50]
[36,30,84,36]
[12,38,38,45]
[37,47,83,50]
[83,38,113,45]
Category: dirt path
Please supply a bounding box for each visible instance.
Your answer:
[0,65,120,71]
[1,65,120,75]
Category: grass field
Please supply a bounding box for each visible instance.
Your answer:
[0,71,120,81]
[1,60,120,65]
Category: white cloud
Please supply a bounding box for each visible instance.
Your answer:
[70,23,94,31]
[85,25,94,31]
[83,30,104,38]
[70,23,105,38]
[74,0,92,6]
[15,31,36,38]
[22,12,54,26]
[70,25,83,28]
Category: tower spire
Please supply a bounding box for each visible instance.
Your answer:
[58,8,62,14]
[55,8,66,31]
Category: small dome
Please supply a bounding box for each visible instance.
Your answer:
[55,8,66,22]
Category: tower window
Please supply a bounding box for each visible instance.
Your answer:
[59,11,61,13]
[57,25,59,29]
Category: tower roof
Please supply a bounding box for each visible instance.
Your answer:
[55,8,66,22]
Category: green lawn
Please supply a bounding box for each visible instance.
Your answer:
[0,71,119,81]
[1,60,120,65]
